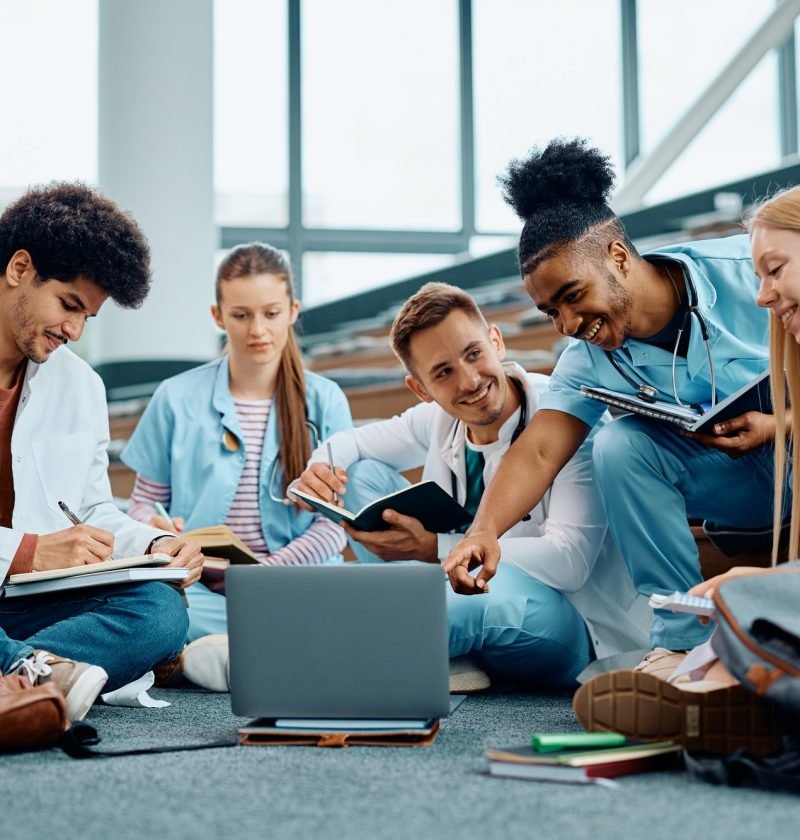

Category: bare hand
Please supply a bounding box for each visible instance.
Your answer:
[342,510,438,562]
[689,565,770,623]
[34,525,115,571]
[683,411,776,458]
[149,514,184,533]
[442,529,500,595]
[291,462,348,512]
[151,537,203,589]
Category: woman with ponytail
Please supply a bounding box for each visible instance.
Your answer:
[121,243,351,688]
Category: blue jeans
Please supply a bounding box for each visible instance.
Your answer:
[592,415,781,651]
[343,460,592,687]
[0,582,188,692]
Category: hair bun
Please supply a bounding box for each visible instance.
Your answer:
[498,137,616,221]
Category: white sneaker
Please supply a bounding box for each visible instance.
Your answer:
[448,655,490,694]
[181,634,230,692]
[11,651,108,722]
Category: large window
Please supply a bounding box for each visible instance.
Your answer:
[208,0,800,303]
[0,0,98,204]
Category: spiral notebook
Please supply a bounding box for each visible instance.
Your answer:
[581,369,770,433]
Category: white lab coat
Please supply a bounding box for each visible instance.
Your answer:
[0,347,165,580]
[311,363,652,658]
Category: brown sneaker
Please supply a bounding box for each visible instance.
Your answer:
[572,668,784,756]
[153,653,188,688]
[448,656,491,694]
[11,651,108,722]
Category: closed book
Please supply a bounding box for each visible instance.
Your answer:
[181,525,257,565]
[2,566,189,598]
[487,741,682,783]
[489,749,682,783]
[292,481,471,533]
[486,739,654,765]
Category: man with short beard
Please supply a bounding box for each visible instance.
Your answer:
[446,138,773,658]
[0,183,202,721]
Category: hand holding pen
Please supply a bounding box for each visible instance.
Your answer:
[152,501,185,534]
[289,447,348,511]
[29,501,115,571]
[326,442,339,505]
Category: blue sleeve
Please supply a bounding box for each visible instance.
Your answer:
[120,383,175,485]
[537,341,608,428]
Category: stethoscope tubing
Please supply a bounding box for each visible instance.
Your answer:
[604,268,717,410]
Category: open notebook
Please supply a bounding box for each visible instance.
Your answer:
[292,481,471,533]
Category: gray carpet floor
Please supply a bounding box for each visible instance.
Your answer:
[0,687,796,840]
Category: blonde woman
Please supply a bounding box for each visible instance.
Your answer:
[689,187,800,597]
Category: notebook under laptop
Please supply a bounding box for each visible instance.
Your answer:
[226,564,450,720]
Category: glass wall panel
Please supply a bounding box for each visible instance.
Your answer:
[473,0,622,233]
[302,252,454,306]
[639,0,780,204]
[0,0,98,204]
[302,0,460,230]
[214,0,288,226]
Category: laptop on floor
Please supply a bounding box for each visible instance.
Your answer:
[225,564,450,721]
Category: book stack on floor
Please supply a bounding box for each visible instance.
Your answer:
[487,732,683,785]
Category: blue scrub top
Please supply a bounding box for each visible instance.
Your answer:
[538,234,770,428]
[121,357,353,551]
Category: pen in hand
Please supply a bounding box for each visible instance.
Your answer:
[153,501,177,531]
[58,499,114,561]
[58,500,82,527]
[326,442,339,505]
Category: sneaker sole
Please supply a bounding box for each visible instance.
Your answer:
[572,669,783,755]
[66,666,109,722]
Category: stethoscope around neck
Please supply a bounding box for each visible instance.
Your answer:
[220,416,322,505]
[450,376,530,521]
[604,264,717,410]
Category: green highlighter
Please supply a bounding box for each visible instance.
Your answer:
[531,732,626,753]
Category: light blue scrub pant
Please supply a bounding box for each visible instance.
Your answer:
[185,582,228,644]
[343,460,592,687]
[592,415,782,651]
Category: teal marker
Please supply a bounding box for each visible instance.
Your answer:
[531,732,626,752]
[153,501,176,531]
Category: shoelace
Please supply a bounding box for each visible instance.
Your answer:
[9,651,54,685]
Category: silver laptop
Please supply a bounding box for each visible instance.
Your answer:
[226,564,450,720]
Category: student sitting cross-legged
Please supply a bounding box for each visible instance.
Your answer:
[122,243,352,690]
[0,184,201,720]
[291,282,652,689]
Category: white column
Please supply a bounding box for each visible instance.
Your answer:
[93,0,217,363]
